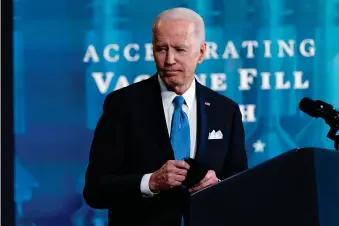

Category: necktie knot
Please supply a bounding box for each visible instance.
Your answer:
[173,96,185,109]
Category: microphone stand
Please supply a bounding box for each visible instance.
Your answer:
[327,126,339,151]
[324,109,339,151]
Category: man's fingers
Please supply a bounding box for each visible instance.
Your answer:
[189,176,219,193]
[168,180,181,188]
[167,174,185,188]
[170,174,186,182]
[175,168,188,176]
[189,184,204,193]
[197,170,213,184]
[196,180,210,190]
[165,160,189,172]
[173,160,190,170]
[166,163,188,176]
[189,182,209,193]
[200,174,211,184]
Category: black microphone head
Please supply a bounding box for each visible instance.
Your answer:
[299,97,339,130]
[299,97,319,118]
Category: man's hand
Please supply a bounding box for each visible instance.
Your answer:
[149,160,190,192]
[188,170,219,193]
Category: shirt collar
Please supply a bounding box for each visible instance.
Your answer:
[158,74,196,111]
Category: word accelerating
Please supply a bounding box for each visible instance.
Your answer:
[83,39,315,63]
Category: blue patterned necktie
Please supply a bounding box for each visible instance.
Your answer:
[170,96,190,226]
[170,96,191,161]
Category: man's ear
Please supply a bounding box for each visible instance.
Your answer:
[197,42,206,64]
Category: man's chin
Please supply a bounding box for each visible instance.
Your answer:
[162,76,183,87]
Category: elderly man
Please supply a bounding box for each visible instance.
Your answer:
[83,7,248,226]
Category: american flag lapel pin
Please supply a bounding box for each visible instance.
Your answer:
[205,102,210,106]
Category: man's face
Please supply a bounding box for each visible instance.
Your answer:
[152,20,206,91]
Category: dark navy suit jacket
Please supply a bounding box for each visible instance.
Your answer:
[83,74,248,226]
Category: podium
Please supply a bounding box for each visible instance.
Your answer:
[189,148,339,226]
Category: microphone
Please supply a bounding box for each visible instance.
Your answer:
[299,97,339,128]
[299,97,339,150]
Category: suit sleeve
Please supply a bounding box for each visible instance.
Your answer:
[83,94,144,209]
[219,104,248,179]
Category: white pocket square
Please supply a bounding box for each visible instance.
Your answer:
[208,130,223,140]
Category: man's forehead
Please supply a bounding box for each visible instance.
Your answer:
[153,40,189,47]
[154,19,195,34]
[153,35,193,46]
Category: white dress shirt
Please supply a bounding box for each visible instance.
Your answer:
[140,75,197,196]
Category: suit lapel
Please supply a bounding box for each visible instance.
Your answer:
[195,80,209,160]
[142,75,174,159]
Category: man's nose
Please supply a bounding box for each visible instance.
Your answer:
[165,50,176,65]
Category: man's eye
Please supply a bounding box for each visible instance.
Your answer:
[176,48,185,52]
[156,47,166,51]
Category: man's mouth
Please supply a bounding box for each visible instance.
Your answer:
[164,70,180,73]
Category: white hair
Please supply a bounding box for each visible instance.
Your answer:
[152,7,205,43]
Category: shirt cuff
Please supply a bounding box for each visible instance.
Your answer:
[140,173,158,197]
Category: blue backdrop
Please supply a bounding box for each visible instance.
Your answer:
[13,0,339,225]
